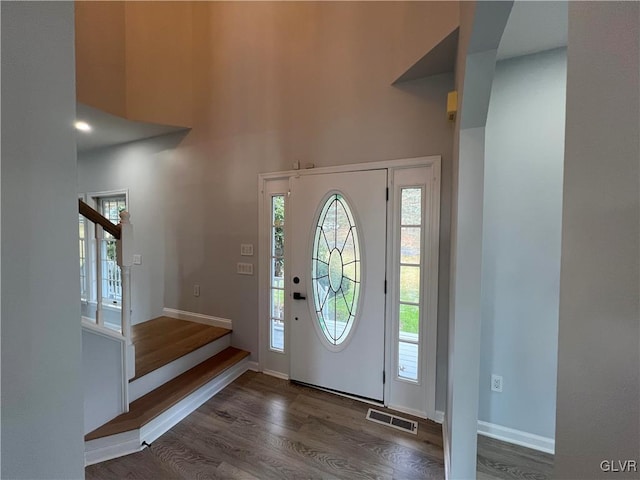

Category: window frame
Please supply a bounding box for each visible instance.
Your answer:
[269,193,286,353]
[82,189,129,308]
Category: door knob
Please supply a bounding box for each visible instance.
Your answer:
[293,292,306,300]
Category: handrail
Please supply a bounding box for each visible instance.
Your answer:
[79,199,121,239]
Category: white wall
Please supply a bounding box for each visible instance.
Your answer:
[555,3,639,477]
[77,132,186,325]
[480,48,566,441]
[1,2,85,478]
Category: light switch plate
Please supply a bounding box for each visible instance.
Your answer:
[133,254,142,265]
[240,244,254,256]
[237,262,254,275]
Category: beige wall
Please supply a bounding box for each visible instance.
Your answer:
[76,1,193,125]
[76,1,127,117]
[125,2,194,126]
[76,2,458,410]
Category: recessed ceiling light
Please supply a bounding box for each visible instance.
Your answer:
[74,121,92,132]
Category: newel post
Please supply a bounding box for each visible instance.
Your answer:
[117,210,135,381]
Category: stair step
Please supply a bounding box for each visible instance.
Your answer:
[132,316,231,380]
[86,347,249,441]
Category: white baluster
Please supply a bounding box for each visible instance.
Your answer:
[95,224,104,327]
[116,210,135,387]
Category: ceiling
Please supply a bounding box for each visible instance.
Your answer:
[497,1,568,61]
[393,28,458,84]
[75,103,188,153]
[393,1,567,84]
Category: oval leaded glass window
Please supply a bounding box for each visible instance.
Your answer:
[312,193,361,346]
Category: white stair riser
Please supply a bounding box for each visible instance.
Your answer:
[85,357,248,466]
[129,334,231,401]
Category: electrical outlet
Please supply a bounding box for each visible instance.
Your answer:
[491,374,503,393]
[193,284,200,297]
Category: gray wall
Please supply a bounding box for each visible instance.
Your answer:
[77,132,186,326]
[83,330,124,434]
[446,1,514,477]
[481,48,566,440]
[555,3,640,478]
[78,66,454,411]
[1,2,85,478]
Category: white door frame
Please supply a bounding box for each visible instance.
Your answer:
[258,155,441,419]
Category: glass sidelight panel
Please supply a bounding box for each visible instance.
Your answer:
[270,195,285,352]
[399,266,420,304]
[397,188,422,382]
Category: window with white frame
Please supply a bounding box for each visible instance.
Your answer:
[270,195,285,352]
[98,195,126,306]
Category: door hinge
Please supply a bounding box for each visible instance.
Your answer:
[386,187,389,201]
[383,370,386,384]
[384,279,387,294]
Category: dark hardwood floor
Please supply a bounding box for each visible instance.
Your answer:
[86,372,553,480]
[477,436,553,480]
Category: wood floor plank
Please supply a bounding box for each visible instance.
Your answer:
[86,371,553,480]
[86,347,249,440]
[146,429,226,480]
[170,416,330,480]
[87,447,182,480]
[477,435,553,480]
[192,398,395,479]
[131,317,231,380]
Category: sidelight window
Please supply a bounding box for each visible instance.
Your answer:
[398,188,422,382]
[270,195,285,352]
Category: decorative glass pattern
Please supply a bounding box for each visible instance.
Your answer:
[312,194,361,346]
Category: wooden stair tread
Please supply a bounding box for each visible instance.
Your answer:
[131,316,231,380]
[86,347,249,441]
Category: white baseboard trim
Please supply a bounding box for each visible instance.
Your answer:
[85,431,143,466]
[434,410,445,424]
[442,416,451,480]
[85,358,249,466]
[163,307,232,330]
[247,361,260,372]
[263,369,289,380]
[477,420,555,454]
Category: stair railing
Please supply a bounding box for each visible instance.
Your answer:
[79,199,136,410]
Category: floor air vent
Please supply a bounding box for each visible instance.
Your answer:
[366,408,418,435]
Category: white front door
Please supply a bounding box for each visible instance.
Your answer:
[289,170,387,401]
